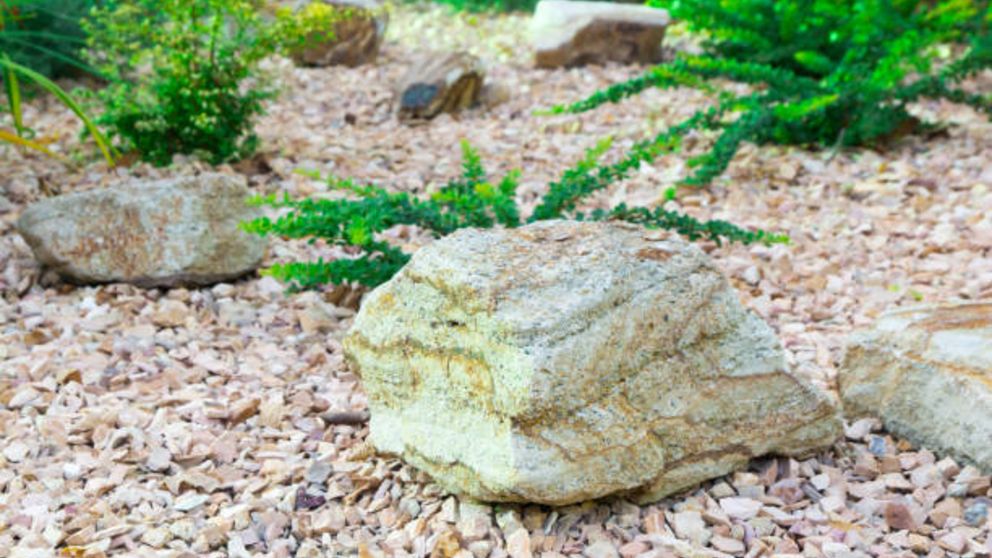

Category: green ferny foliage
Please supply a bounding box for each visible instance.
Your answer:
[549,0,992,186]
[82,0,344,166]
[243,141,788,291]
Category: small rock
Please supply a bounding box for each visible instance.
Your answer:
[671,511,710,546]
[145,446,172,472]
[709,481,736,499]
[217,300,256,327]
[286,0,386,67]
[930,498,962,527]
[964,501,988,526]
[844,418,877,440]
[152,300,188,327]
[532,0,669,68]
[821,541,855,558]
[936,531,966,554]
[141,527,172,548]
[6,388,39,409]
[883,499,920,531]
[62,462,82,480]
[16,173,266,287]
[617,541,648,558]
[720,497,763,520]
[396,52,484,121]
[175,492,209,512]
[170,519,197,542]
[583,541,619,558]
[306,460,333,485]
[868,436,887,456]
[506,528,532,558]
[299,302,337,334]
[711,535,745,554]
[769,478,804,504]
[3,441,28,463]
[907,533,930,554]
[936,457,961,479]
[229,398,261,425]
[840,302,992,470]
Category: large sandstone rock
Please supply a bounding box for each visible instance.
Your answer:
[16,174,266,287]
[344,220,841,505]
[285,0,386,67]
[840,302,992,471]
[532,1,670,68]
[396,52,484,121]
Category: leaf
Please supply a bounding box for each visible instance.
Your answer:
[1,54,25,136]
[0,127,71,163]
[0,57,118,166]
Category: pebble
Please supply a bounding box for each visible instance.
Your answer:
[868,436,887,456]
[671,511,710,546]
[141,527,173,548]
[711,535,745,554]
[720,497,763,520]
[3,441,28,463]
[844,418,877,440]
[964,501,988,526]
[937,531,966,553]
[152,299,188,327]
[145,446,172,472]
[306,460,333,485]
[583,541,619,558]
[506,528,532,558]
[884,500,920,531]
[174,492,209,512]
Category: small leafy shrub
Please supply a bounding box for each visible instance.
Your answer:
[82,0,341,166]
[243,141,786,290]
[0,0,98,78]
[550,0,992,186]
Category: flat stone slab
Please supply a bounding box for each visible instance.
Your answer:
[344,220,841,505]
[840,302,992,472]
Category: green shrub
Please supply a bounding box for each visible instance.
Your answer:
[81,0,341,167]
[243,141,786,290]
[550,0,992,186]
[0,0,98,79]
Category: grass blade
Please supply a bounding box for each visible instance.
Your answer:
[0,54,26,135]
[0,127,71,164]
[0,56,118,166]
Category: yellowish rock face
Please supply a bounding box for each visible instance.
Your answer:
[841,302,992,471]
[345,220,841,505]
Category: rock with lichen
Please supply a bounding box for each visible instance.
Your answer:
[345,220,841,505]
[16,173,266,288]
[840,302,992,472]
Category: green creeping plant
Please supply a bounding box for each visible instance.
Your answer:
[243,141,788,291]
[547,0,992,187]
